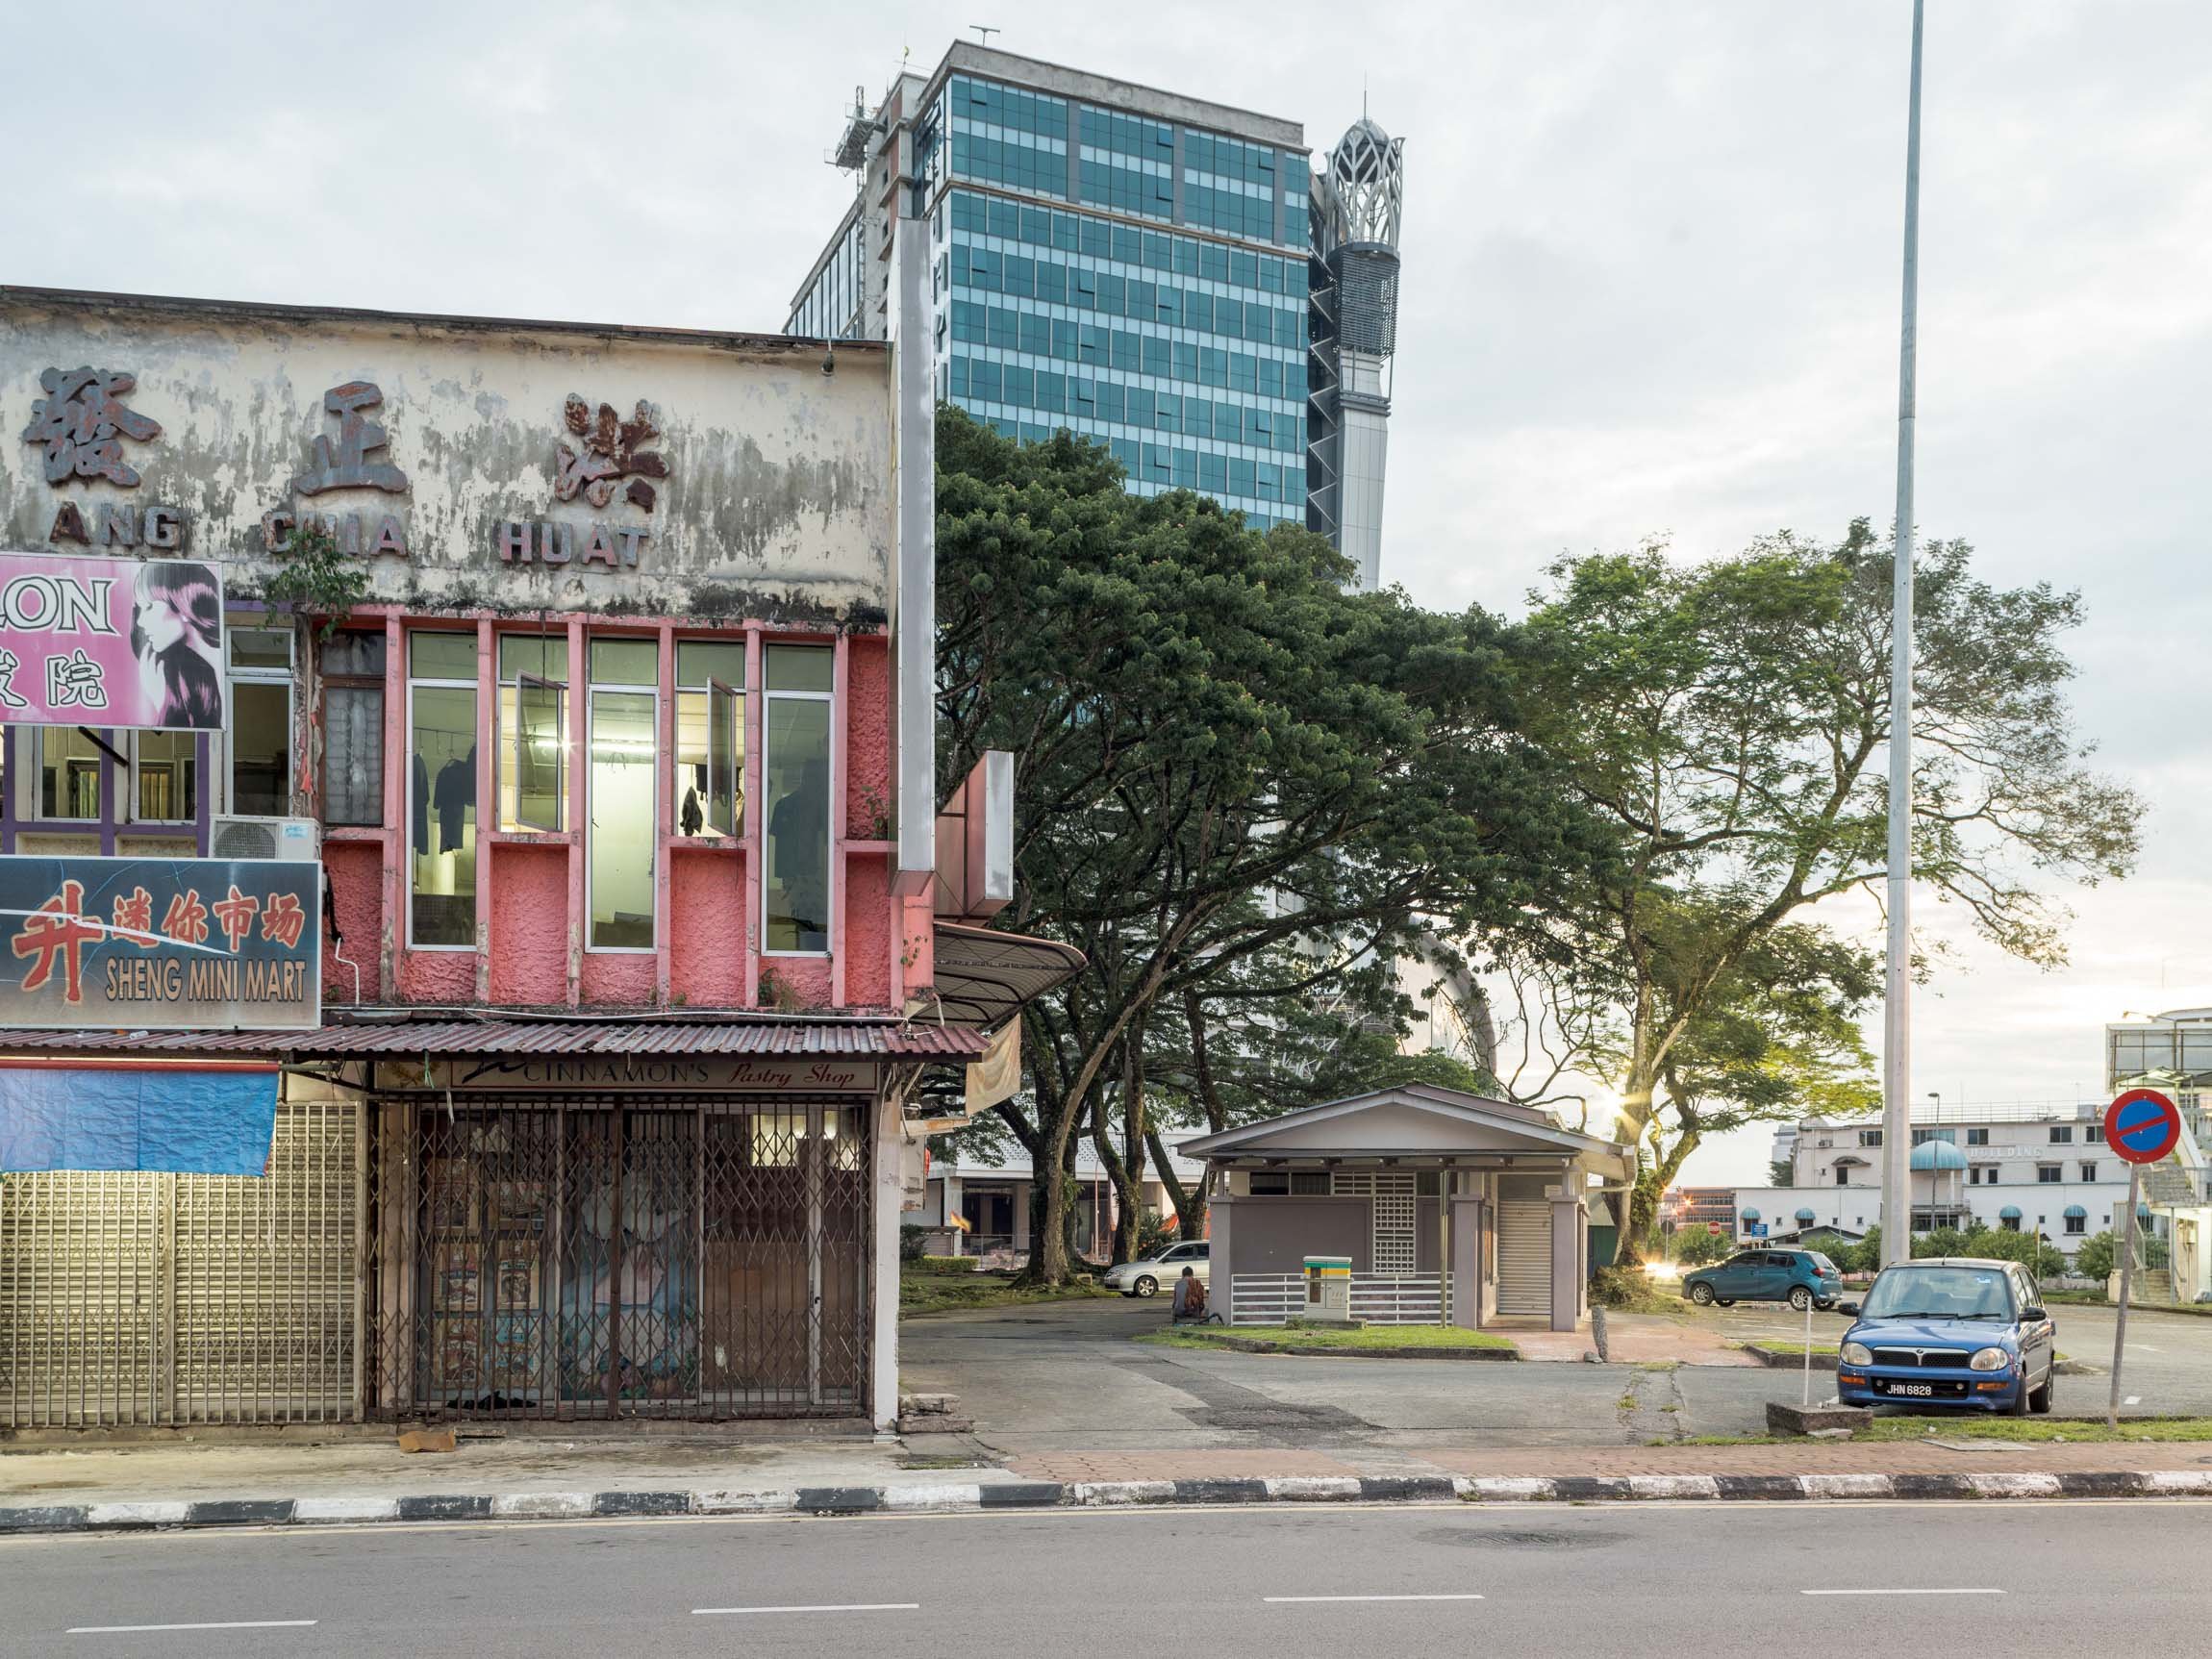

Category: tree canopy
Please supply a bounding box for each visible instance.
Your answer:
[1496,524,2141,1256]
[934,410,1602,1277]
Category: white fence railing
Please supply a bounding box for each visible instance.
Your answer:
[1229,1272,1454,1327]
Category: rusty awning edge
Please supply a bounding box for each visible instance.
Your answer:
[0,1018,988,1060]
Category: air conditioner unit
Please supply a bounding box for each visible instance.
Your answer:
[211,815,320,863]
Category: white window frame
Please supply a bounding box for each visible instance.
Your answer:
[761,659,836,960]
[494,633,569,837]
[405,649,479,954]
[586,675,660,955]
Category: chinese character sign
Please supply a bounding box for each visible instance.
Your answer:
[0,551,224,730]
[0,857,320,1031]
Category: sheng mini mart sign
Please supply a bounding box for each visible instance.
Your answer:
[0,855,320,1031]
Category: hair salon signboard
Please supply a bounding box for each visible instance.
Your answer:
[0,856,321,1031]
[0,550,225,730]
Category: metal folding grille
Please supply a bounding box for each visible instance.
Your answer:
[367,1094,868,1422]
[0,1097,359,1429]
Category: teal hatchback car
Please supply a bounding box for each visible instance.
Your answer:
[1683,1247,1843,1311]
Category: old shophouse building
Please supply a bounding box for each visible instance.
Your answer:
[0,282,1068,1431]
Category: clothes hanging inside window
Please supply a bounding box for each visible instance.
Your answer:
[434,746,476,853]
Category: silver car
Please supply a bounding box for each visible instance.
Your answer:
[1103,1240,1211,1298]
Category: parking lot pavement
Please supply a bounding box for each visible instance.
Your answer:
[899,1298,1789,1451]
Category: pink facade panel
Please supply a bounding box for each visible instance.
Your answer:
[669,848,746,1009]
[580,947,656,1007]
[843,638,891,840]
[321,839,386,1004]
[843,855,892,1010]
[489,842,569,1005]
[399,943,475,1003]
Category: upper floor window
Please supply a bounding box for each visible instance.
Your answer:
[497,635,568,834]
[763,644,833,955]
[132,730,196,823]
[1858,1128,1882,1147]
[2080,1162,2099,1184]
[320,630,386,828]
[1966,1126,1990,1145]
[673,641,744,841]
[2086,1124,2105,1144]
[408,631,478,949]
[227,626,293,817]
[588,638,657,951]
[2037,1164,2062,1183]
[2049,1125,2074,1144]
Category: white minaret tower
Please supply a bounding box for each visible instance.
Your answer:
[1306,116,1404,591]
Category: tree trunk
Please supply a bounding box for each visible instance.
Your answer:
[1148,1125,1211,1239]
[1091,1081,1141,1267]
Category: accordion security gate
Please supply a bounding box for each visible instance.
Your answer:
[368,1094,870,1421]
[0,1096,360,1429]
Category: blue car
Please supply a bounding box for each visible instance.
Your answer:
[1683,1247,1842,1311]
[1835,1257,2056,1416]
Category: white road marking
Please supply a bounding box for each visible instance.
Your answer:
[67,1621,317,1634]
[692,1603,917,1616]
[1802,1589,2003,1596]
[1264,1594,1486,1603]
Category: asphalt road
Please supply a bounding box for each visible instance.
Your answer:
[4,1501,2208,1657]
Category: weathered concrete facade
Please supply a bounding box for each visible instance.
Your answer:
[1,289,894,625]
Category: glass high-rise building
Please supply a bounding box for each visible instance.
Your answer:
[789,43,1398,569]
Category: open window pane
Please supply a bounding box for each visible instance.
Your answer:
[589,689,656,948]
[764,695,831,952]
[709,679,741,837]
[514,674,566,832]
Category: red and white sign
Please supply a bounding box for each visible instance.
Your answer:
[0,551,225,730]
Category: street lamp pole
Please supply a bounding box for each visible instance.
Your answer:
[1880,0,1927,1270]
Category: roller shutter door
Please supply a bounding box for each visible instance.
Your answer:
[1495,1200,1553,1318]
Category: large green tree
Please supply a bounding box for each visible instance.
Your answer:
[1503,525,2141,1260]
[934,411,1598,1280]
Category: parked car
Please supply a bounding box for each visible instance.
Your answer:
[1682,1247,1842,1311]
[1104,1240,1210,1298]
[1833,1257,2056,1416]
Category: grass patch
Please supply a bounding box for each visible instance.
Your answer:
[1136,1323,1517,1355]
[900,1266,1118,1318]
[1856,1416,2212,1444]
[1750,1341,1840,1356]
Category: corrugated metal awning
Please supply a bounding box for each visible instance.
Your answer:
[0,1018,988,1060]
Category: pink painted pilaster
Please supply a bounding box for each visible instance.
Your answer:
[380,613,404,998]
[742,624,763,1007]
[830,631,849,1008]
[473,617,494,1003]
[655,623,675,1007]
[566,616,586,1008]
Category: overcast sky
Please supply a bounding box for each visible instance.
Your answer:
[6,2,2206,1187]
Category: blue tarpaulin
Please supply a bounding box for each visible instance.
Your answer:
[0,1064,279,1175]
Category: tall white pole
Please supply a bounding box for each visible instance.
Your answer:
[1880,0,1925,1270]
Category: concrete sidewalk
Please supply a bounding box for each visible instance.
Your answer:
[7,1428,2211,1534]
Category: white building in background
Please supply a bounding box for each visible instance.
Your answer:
[1729,1102,2212,1298]
[2106,1007,2212,1194]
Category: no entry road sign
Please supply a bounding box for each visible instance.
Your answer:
[2105,1088,2182,1166]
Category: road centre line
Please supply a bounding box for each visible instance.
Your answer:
[1264,1594,1485,1603]
[68,1621,318,1634]
[1802,1589,2003,1596]
[692,1603,917,1616]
